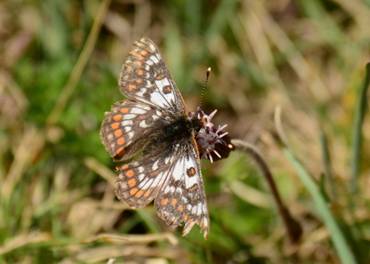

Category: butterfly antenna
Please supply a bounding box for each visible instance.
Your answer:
[200,67,211,106]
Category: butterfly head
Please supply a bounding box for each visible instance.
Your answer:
[190,107,234,163]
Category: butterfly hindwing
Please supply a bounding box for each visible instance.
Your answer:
[115,149,175,208]
[155,139,209,238]
[119,38,186,115]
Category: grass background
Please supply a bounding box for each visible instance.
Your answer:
[0,0,369,263]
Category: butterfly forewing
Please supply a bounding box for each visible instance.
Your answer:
[100,99,168,160]
[119,38,186,115]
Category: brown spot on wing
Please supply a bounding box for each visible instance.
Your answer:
[162,86,171,94]
[186,167,196,177]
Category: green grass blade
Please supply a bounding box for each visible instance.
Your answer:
[351,63,370,193]
[319,129,336,199]
[205,0,238,41]
[283,149,357,264]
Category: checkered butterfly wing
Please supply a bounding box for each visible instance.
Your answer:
[100,99,169,160]
[119,38,186,116]
[155,138,209,238]
[115,147,175,208]
[101,38,187,160]
[116,138,209,238]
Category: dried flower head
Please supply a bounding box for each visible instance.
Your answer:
[191,107,234,163]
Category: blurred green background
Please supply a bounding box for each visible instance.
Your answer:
[0,0,370,263]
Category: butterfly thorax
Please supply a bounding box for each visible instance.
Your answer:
[160,116,201,144]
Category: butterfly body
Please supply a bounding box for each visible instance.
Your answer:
[158,117,193,143]
[101,38,233,238]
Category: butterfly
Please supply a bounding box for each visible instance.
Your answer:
[100,38,234,238]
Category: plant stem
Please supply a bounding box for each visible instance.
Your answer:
[350,62,370,193]
[231,139,302,244]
